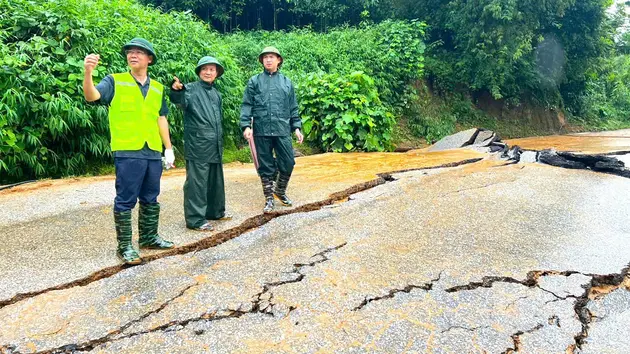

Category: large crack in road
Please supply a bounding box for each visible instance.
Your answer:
[352,272,443,311]
[13,244,350,354]
[2,149,630,353]
[0,158,483,311]
[3,263,627,354]
[349,264,629,353]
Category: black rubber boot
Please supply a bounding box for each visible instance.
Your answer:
[272,169,279,191]
[263,198,274,213]
[114,210,141,264]
[138,203,175,249]
[273,173,293,206]
[261,176,275,213]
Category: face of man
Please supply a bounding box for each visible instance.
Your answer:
[199,64,218,84]
[125,46,152,70]
[262,53,281,73]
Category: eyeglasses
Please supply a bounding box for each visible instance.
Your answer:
[125,49,147,56]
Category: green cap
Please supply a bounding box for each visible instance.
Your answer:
[195,56,224,78]
[122,38,157,65]
[258,46,283,67]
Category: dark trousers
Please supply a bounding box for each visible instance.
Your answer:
[254,135,295,178]
[184,160,226,228]
[114,158,162,212]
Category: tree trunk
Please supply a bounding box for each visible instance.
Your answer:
[273,1,277,31]
[257,7,262,29]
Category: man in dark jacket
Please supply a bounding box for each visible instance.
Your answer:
[170,56,231,231]
[240,46,303,213]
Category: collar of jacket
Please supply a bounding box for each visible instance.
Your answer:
[263,69,279,76]
[199,80,215,89]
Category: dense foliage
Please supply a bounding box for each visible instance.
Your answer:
[139,0,618,86]
[0,0,245,181]
[227,20,425,107]
[140,0,390,32]
[141,0,630,130]
[399,0,617,106]
[392,0,630,141]
[299,71,395,152]
[2,0,630,183]
[573,54,630,129]
[0,0,425,182]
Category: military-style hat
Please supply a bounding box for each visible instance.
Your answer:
[258,46,283,67]
[195,56,224,78]
[122,38,157,65]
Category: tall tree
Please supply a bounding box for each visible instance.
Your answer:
[392,0,616,105]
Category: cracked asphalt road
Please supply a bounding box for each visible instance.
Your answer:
[1,132,630,353]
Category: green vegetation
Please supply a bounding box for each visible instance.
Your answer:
[222,145,252,164]
[299,71,395,152]
[227,20,426,107]
[0,0,425,182]
[2,0,630,183]
[572,54,630,130]
[0,0,245,182]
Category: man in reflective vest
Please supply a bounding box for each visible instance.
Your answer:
[82,38,175,264]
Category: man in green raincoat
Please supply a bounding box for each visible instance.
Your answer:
[170,56,231,231]
[240,46,303,213]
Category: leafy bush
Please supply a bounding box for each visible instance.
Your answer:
[299,71,395,152]
[0,0,245,182]
[571,55,630,129]
[405,87,457,143]
[0,0,426,182]
[222,145,252,164]
[227,20,426,109]
[373,20,426,109]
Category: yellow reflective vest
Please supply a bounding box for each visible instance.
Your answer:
[108,72,163,152]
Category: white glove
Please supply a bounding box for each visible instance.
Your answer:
[164,148,175,168]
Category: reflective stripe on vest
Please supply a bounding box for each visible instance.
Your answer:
[108,72,164,152]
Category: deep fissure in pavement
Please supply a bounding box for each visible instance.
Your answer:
[3,154,630,352]
[9,283,201,354]
[427,267,630,353]
[2,246,628,353]
[512,147,630,179]
[569,265,630,353]
[501,324,545,354]
[352,272,443,311]
[444,275,534,292]
[14,244,349,354]
[0,158,483,310]
[251,243,347,316]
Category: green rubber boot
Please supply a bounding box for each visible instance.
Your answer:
[114,210,141,264]
[138,203,175,249]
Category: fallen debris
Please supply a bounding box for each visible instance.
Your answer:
[429,128,506,152]
[431,129,630,178]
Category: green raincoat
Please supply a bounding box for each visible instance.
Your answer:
[170,80,226,227]
[240,71,301,178]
